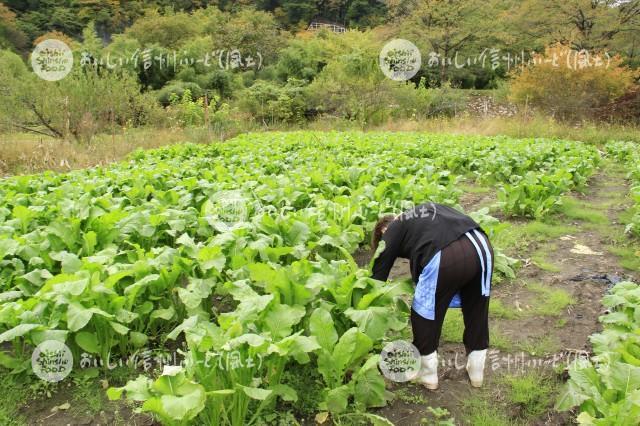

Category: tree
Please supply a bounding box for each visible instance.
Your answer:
[395,0,501,86]
[0,2,26,51]
[33,31,77,48]
[81,22,103,56]
[508,43,638,120]
[306,31,398,125]
[125,9,205,49]
[510,0,640,52]
[0,50,161,140]
[205,8,287,65]
[274,34,329,82]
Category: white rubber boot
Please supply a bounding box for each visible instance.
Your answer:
[415,351,438,390]
[466,349,487,388]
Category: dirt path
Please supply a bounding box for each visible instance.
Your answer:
[376,167,639,425]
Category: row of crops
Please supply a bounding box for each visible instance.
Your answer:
[0,132,602,424]
[557,281,640,424]
[606,141,640,237]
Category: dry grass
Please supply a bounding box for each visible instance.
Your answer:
[369,114,640,144]
[0,127,220,176]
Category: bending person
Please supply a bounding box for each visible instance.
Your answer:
[371,202,493,390]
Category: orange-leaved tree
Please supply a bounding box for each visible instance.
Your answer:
[509,43,638,120]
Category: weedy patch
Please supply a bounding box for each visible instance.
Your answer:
[0,374,28,426]
[461,391,513,426]
[531,245,562,272]
[489,298,522,320]
[558,197,609,225]
[419,407,455,425]
[527,283,574,317]
[502,371,558,418]
[393,387,426,405]
[516,334,562,356]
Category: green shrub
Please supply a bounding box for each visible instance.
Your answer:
[394,79,469,119]
[238,78,308,124]
[157,81,204,106]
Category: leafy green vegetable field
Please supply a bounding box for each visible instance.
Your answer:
[0,132,609,424]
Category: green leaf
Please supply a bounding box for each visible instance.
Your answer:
[66,303,112,332]
[66,303,94,332]
[286,221,310,245]
[268,333,321,363]
[82,231,97,256]
[108,375,152,401]
[207,389,236,396]
[109,321,129,335]
[151,305,176,321]
[333,328,373,376]
[238,385,273,401]
[247,263,278,286]
[0,323,41,343]
[123,274,160,300]
[309,307,338,352]
[353,356,387,408]
[130,331,149,348]
[0,352,25,370]
[167,316,198,340]
[75,331,100,354]
[223,333,267,350]
[555,360,601,411]
[159,387,206,421]
[0,291,22,302]
[30,329,68,345]
[197,246,226,272]
[271,384,298,402]
[49,251,83,274]
[344,307,400,341]
[602,362,640,396]
[177,278,215,311]
[263,303,306,339]
[326,384,351,414]
[0,238,19,260]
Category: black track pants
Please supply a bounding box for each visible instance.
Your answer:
[411,231,492,355]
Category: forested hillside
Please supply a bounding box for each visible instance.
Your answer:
[0,1,639,142]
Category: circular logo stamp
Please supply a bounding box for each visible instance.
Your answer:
[218,196,248,225]
[32,340,73,382]
[379,340,421,382]
[203,190,255,231]
[31,39,74,81]
[379,39,421,81]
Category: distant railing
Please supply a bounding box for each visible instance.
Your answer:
[307,22,346,33]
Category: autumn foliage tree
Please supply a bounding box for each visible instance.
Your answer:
[0,2,26,51]
[509,43,638,120]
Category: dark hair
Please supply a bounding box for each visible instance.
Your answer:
[371,215,396,252]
